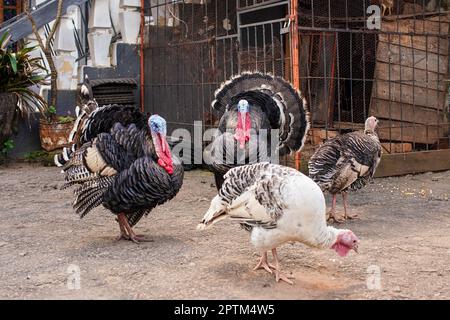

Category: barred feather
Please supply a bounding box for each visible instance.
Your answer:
[308,117,381,194]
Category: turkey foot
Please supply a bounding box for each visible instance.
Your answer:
[130,234,153,243]
[327,194,344,223]
[344,211,359,220]
[117,213,153,243]
[116,218,131,241]
[116,233,130,241]
[253,252,275,274]
[271,248,294,285]
[327,209,344,223]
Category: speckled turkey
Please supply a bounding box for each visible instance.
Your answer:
[198,162,359,284]
[55,84,184,242]
[203,72,310,190]
[308,116,382,222]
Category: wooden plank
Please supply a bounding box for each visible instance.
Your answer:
[376,42,448,74]
[374,61,447,91]
[309,128,338,140]
[374,149,450,177]
[381,142,412,154]
[380,18,449,56]
[382,17,449,35]
[378,33,448,56]
[378,120,447,144]
[332,121,364,130]
[372,79,446,110]
[370,98,447,125]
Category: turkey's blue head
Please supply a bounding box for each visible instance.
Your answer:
[149,114,167,136]
[149,115,173,174]
[237,99,249,113]
[234,99,251,149]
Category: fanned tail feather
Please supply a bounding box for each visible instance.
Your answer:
[54,100,99,167]
[211,72,310,155]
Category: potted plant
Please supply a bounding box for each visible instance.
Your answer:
[39,105,75,151]
[0,32,48,152]
[24,0,76,151]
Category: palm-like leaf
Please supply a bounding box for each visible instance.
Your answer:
[0,32,49,118]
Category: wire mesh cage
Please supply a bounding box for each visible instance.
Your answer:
[143,0,450,156]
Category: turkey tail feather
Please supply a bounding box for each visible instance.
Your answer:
[54,100,99,167]
[212,72,310,155]
[72,176,114,218]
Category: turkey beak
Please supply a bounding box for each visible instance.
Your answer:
[353,244,359,253]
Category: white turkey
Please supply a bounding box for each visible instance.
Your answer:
[308,116,382,222]
[203,72,310,190]
[198,162,359,284]
[55,99,184,243]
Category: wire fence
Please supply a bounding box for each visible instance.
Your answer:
[143,0,450,154]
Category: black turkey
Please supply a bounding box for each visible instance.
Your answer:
[56,104,184,243]
[308,116,382,222]
[203,72,310,189]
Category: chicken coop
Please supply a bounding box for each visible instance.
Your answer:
[143,0,450,176]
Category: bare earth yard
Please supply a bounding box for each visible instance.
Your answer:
[0,163,449,299]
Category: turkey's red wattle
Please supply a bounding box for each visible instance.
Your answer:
[156,134,173,175]
[234,112,251,149]
[331,241,352,257]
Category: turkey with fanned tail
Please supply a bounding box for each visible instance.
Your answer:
[308,116,382,222]
[57,104,184,243]
[203,72,310,189]
[198,163,359,284]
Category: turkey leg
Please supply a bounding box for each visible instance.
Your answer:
[342,192,358,220]
[117,213,151,243]
[327,194,344,223]
[271,248,294,285]
[116,217,130,241]
[253,251,276,274]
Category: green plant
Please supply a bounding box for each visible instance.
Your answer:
[57,115,75,124]
[43,105,57,122]
[0,139,15,163]
[23,150,58,166]
[0,32,49,118]
[24,150,48,161]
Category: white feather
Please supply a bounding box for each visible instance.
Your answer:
[68,130,77,143]
[80,84,89,96]
[54,154,63,167]
[200,164,342,252]
[62,147,70,161]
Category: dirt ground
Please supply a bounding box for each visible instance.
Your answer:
[0,163,449,300]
